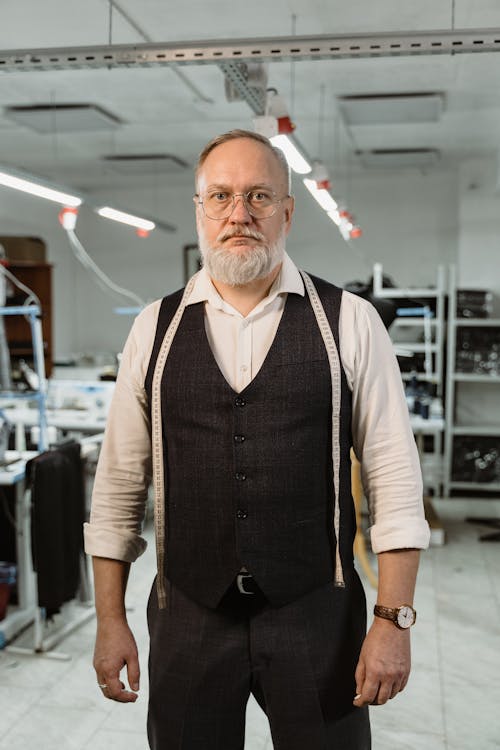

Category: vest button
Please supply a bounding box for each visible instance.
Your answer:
[234,435,245,443]
[235,397,246,407]
[236,509,248,519]
[235,472,246,481]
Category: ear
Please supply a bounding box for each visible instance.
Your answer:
[283,195,295,234]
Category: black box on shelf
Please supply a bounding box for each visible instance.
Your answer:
[452,436,500,483]
[455,327,500,375]
[456,289,493,319]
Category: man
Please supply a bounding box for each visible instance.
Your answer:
[84,129,430,749]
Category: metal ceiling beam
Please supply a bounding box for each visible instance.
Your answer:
[1,28,500,72]
[219,62,266,115]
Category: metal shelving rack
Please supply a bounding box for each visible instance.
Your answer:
[372,264,447,503]
[0,304,48,451]
[443,265,500,497]
[0,304,47,649]
[372,263,446,396]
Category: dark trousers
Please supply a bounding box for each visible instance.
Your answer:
[147,572,371,750]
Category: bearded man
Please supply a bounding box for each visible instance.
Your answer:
[85,129,430,750]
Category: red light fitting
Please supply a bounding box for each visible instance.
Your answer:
[315,178,331,190]
[58,206,79,230]
[277,115,295,134]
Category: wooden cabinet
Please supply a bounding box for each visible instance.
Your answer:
[4,261,53,378]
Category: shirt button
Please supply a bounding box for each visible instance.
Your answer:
[235,472,246,481]
[240,364,248,372]
[234,435,245,443]
[235,397,246,407]
[236,509,248,519]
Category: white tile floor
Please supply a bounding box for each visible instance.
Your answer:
[1,497,499,750]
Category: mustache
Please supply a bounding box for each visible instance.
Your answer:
[216,226,266,243]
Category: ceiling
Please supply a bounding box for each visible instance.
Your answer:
[1,0,500,227]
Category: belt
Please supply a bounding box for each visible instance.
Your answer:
[235,573,260,595]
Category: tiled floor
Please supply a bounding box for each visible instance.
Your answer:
[0,497,499,750]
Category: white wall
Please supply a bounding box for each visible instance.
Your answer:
[0,162,481,358]
[458,156,500,311]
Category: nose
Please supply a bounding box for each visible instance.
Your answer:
[230,194,252,223]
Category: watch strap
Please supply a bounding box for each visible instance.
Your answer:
[373,603,416,628]
[373,604,398,622]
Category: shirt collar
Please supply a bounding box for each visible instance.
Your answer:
[187,252,305,314]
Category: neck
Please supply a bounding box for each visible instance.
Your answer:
[210,263,282,316]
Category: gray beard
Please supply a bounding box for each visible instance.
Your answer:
[199,227,286,286]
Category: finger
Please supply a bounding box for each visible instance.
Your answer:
[102,675,138,703]
[390,682,400,700]
[126,654,141,693]
[353,678,380,707]
[353,660,366,706]
[373,680,394,705]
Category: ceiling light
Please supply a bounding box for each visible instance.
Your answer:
[5,104,121,133]
[338,93,444,126]
[270,135,311,175]
[328,210,341,226]
[101,153,188,175]
[0,170,82,206]
[303,178,338,212]
[58,206,79,231]
[96,206,155,231]
[356,148,440,169]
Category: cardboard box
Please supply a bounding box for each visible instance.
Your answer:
[0,236,47,263]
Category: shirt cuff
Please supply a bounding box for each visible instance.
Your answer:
[83,522,147,562]
[369,518,431,553]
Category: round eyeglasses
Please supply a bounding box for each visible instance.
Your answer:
[194,189,289,220]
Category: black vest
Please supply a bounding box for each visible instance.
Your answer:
[145,275,354,608]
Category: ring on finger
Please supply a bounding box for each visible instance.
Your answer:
[98,683,108,689]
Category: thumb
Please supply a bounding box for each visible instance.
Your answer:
[126,653,140,692]
[354,658,365,704]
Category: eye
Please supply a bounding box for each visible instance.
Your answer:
[247,190,273,205]
[207,191,230,203]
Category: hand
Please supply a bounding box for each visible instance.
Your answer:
[93,616,140,703]
[353,618,411,707]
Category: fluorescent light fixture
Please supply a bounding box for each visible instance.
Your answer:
[0,170,82,207]
[339,94,444,126]
[270,135,311,175]
[97,206,155,231]
[303,178,338,212]
[327,210,341,226]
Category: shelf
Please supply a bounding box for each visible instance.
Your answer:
[373,288,440,299]
[0,390,44,401]
[453,318,500,327]
[444,266,500,498]
[449,481,500,491]
[392,318,438,327]
[453,426,500,436]
[394,343,438,353]
[452,374,500,382]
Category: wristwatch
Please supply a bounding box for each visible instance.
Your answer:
[373,604,416,629]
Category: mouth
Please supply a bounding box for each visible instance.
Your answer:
[224,235,259,243]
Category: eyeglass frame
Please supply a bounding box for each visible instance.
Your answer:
[193,189,291,220]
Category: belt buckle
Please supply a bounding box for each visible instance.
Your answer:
[236,573,254,595]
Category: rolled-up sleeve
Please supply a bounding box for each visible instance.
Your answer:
[340,293,431,552]
[83,301,161,562]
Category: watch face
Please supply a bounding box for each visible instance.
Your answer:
[397,606,415,629]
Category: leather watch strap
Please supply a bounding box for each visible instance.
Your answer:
[373,604,398,621]
[373,603,416,629]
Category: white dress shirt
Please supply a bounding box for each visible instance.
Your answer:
[84,253,430,564]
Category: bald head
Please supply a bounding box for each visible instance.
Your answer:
[195,129,291,195]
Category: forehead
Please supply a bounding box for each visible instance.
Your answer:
[197,138,284,191]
